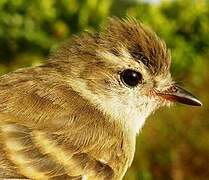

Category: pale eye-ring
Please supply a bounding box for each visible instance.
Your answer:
[120,69,143,87]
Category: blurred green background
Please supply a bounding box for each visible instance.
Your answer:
[0,0,208,179]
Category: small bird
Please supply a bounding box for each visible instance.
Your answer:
[0,18,201,179]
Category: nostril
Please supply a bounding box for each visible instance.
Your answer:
[162,86,177,94]
[170,86,178,93]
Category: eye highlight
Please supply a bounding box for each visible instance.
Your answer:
[120,69,143,87]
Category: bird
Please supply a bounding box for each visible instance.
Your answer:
[0,18,202,180]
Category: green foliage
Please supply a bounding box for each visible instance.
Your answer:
[0,0,208,179]
[0,0,112,71]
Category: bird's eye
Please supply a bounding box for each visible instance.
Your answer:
[120,69,143,87]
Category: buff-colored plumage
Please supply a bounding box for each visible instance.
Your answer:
[0,18,200,180]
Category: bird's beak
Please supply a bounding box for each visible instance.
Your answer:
[156,85,202,106]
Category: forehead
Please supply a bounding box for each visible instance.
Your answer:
[99,18,171,76]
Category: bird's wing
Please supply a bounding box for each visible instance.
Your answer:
[0,121,114,179]
[0,70,115,179]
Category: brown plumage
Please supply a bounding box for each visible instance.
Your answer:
[0,18,201,179]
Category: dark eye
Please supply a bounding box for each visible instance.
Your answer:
[120,69,143,87]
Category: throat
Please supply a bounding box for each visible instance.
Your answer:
[119,110,148,136]
[110,101,159,136]
[129,115,147,135]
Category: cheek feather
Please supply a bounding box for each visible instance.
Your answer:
[66,72,158,135]
[65,47,164,136]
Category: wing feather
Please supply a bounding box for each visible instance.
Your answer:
[0,69,115,179]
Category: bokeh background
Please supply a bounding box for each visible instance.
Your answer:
[0,0,208,179]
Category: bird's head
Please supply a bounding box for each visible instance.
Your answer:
[50,18,202,134]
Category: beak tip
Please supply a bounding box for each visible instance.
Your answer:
[176,96,202,107]
[194,99,202,106]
